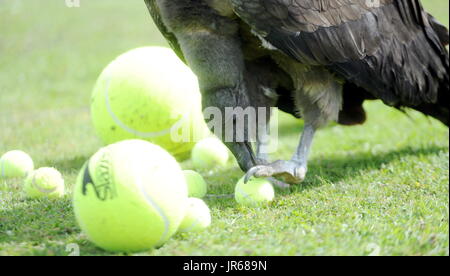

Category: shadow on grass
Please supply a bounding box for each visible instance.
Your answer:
[293,145,447,193]
[206,144,448,208]
[1,145,444,248]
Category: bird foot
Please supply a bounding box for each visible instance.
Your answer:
[255,157,270,166]
[267,177,291,189]
[244,160,307,185]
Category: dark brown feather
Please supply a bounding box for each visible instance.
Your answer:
[231,0,449,110]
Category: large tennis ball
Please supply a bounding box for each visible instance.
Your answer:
[91,47,209,161]
[24,167,65,199]
[0,150,34,179]
[73,139,188,253]
[183,170,207,198]
[178,198,211,233]
[191,137,229,170]
[235,177,275,207]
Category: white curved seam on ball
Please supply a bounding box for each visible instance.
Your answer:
[182,218,200,233]
[235,186,251,200]
[104,76,188,138]
[32,174,58,194]
[134,172,170,245]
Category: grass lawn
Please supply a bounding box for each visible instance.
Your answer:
[0,0,448,256]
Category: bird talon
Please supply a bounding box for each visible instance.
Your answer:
[244,166,263,183]
[267,177,291,189]
[244,168,291,189]
[244,165,276,183]
[245,161,307,185]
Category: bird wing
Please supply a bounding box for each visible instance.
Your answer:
[144,0,186,63]
[231,0,449,106]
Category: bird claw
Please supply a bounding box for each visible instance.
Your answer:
[244,165,274,183]
[267,177,291,189]
[244,160,307,185]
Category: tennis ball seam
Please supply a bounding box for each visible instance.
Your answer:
[181,218,200,233]
[104,76,187,138]
[235,185,252,200]
[74,140,188,252]
[133,172,171,245]
[31,174,58,194]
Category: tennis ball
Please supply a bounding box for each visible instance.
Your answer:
[24,167,65,199]
[191,137,229,170]
[178,198,211,233]
[73,139,188,252]
[183,170,207,198]
[91,47,210,161]
[235,177,275,207]
[0,150,34,178]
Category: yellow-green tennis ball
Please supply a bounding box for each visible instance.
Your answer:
[178,198,211,233]
[0,150,34,178]
[235,177,275,207]
[24,167,65,199]
[73,139,188,253]
[191,137,229,170]
[183,170,207,198]
[91,46,209,161]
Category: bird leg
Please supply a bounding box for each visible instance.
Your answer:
[244,62,343,184]
[255,117,271,165]
[291,123,315,174]
[245,124,315,184]
[254,118,292,189]
[243,118,291,189]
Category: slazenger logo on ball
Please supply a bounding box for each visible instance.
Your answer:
[82,152,117,201]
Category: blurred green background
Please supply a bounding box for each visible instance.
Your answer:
[0,0,448,256]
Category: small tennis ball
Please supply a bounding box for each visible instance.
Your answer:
[183,170,207,198]
[91,47,210,161]
[178,198,211,233]
[0,150,34,178]
[73,139,188,253]
[235,177,275,207]
[191,137,229,170]
[24,167,65,199]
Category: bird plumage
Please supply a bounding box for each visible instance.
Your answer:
[232,0,449,108]
[145,0,449,185]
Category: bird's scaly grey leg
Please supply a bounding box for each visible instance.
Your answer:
[245,124,315,184]
[253,124,291,189]
[244,57,343,184]
[255,123,270,165]
[291,123,316,176]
